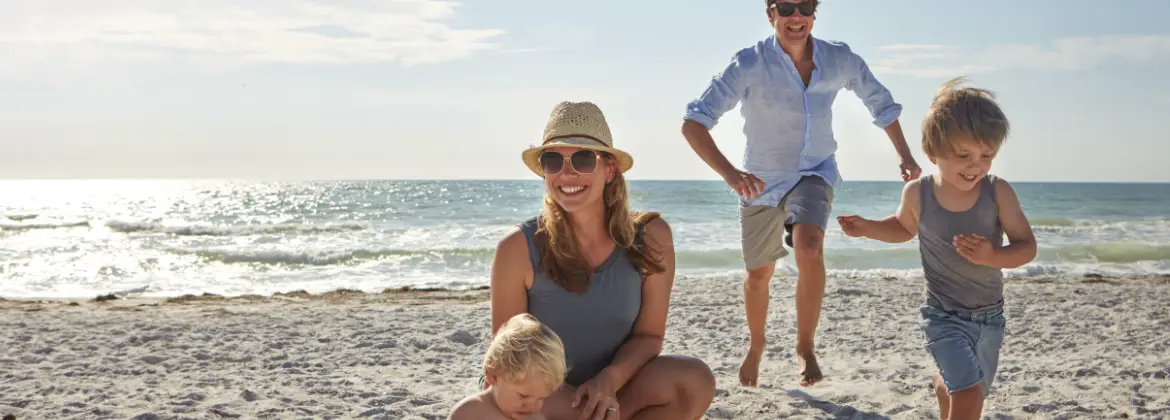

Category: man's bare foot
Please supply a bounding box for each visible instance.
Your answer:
[739,349,763,387]
[797,349,823,387]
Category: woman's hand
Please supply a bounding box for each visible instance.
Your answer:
[572,371,620,420]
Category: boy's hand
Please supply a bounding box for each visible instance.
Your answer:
[836,215,871,238]
[954,233,995,266]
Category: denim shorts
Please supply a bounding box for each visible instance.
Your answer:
[919,304,1006,397]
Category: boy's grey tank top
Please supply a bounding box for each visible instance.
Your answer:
[519,217,645,387]
[918,174,1005,312]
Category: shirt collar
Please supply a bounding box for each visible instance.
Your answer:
[767,34,819,62]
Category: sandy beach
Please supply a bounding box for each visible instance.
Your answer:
[2,273,1168,419]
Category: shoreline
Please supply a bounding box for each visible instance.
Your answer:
[0,285,491,307]
[2,272,1165,305]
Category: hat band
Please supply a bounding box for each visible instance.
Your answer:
[542,135,608,148]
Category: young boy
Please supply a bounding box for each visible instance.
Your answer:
[448,313,569,420]
[836,77,1037,420]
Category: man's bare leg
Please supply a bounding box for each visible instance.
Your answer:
[739,262,776,387]
[791,222,826,386]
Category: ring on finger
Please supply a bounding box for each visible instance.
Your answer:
[606,406,617,412]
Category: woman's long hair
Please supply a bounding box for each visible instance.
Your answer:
[534,155,665,294]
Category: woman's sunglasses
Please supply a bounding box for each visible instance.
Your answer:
[539,150,600,175]
[771,1,815,17]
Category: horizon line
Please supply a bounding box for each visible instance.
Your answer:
[1,177,1169,185]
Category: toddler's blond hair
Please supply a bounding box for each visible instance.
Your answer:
[922,76,1011,159]
[483,313,567,391]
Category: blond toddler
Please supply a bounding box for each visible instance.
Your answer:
[448,313,570,420]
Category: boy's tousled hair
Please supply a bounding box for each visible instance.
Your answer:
[483,313,567,390]
[921,76,1010,158]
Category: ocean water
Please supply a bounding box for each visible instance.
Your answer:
[2,179,1169,299]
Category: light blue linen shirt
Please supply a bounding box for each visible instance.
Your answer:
[684,34,903,207]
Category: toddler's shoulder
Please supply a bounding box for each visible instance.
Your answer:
[448,392,504,420]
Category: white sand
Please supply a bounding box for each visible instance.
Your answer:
[2,274,1168,419]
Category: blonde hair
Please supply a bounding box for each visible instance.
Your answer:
[483,313,567,390]
[921,76,1011,159]
[536,152,665,294]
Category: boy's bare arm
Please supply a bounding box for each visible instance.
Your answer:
[842,179,920,243]
[988,178,1037,268]
[892,179,921,238]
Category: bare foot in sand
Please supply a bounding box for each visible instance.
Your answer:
[798,349,823,387]
[739,349,763,387]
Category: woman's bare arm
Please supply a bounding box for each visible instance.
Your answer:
[490,229,532,335]
[596,217,675,389]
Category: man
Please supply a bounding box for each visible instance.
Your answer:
[680,0,921,387]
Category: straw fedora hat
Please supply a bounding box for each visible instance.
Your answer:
[522,101,634,177]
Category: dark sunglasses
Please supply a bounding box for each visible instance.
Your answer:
[771,1,815,17]
[539,150,600,175]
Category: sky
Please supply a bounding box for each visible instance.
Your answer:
[1,0,1168,182]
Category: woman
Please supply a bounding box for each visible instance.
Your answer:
[489,101,716,420]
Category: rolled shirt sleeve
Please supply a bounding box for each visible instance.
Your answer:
[844,46,903,128]
[684,49,756,130]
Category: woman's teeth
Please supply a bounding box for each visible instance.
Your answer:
[560,185,585,194]
[961,174,977,181]
[787,25,805,33]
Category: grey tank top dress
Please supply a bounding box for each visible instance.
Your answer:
[519,216,645,387]
[918,174,1006,313]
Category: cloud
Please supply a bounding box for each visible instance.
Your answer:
[871,35,1170,78]
[0,0,504,67]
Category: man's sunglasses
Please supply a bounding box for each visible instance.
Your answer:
[771,1,815,17]
[539,150,601,175]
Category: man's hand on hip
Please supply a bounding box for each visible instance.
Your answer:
[720,168,765,200]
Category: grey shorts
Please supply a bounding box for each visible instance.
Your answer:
[739,175,834,269]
